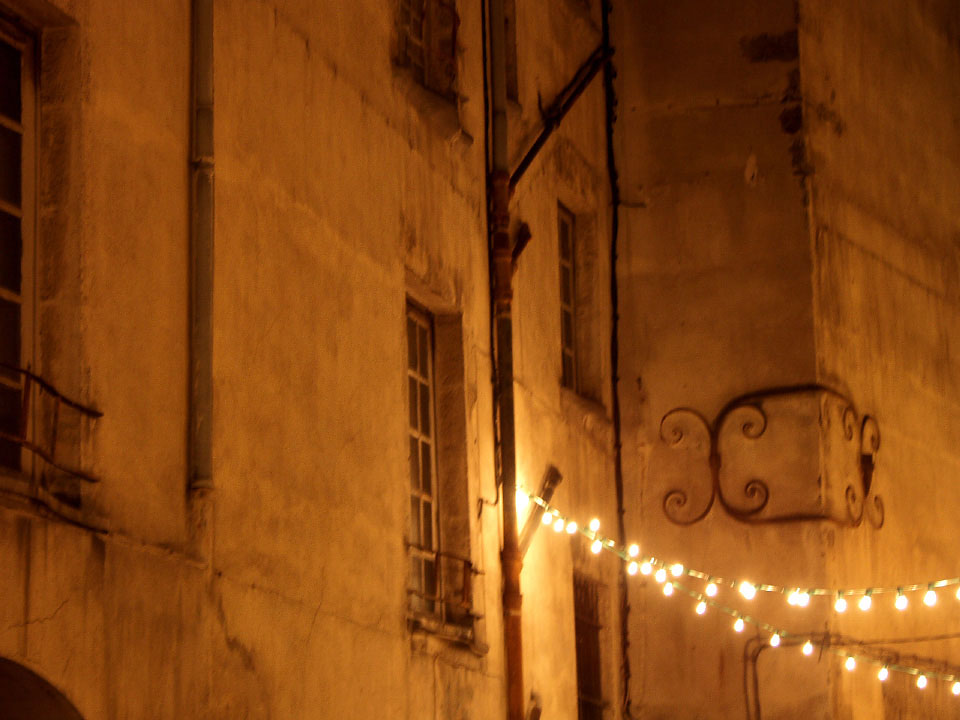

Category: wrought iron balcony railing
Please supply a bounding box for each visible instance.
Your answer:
[407,545,482,635]
[0,363,102,484]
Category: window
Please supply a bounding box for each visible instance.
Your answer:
[405,302,476,635]
[0,23,34,473]
[558,204,577,390]
[503,0,519,101]
[397,0,459,98]
[573,574,604,720]
[407,305,439,615]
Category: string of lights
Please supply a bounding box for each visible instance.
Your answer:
[520,490,960,696]
[519,492,960,612]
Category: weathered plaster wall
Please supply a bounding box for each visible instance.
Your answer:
[0,0,619,718]
[799,1,960,717]
[613,1,830,717]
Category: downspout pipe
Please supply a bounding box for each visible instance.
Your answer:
[189,0,214,494]
[487,1,524,720]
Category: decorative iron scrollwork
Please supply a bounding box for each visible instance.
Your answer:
[658,384,882,528]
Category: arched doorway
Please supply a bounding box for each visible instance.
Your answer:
[0,657,84,720]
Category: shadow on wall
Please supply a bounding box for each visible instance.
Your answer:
[0,657,85,720]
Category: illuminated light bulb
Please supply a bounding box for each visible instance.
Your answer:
[542,511,554,526]
[769,633,781,648]
[845,656,856,672]
[565,520,577,534]
[662,582,674,597]
[628,544,640,558]
[627,561,638,576]
[802,641,814,656]
[895,593,908,611]
[878,667,889,682]
[858,594,872,612]
[739,582,757,600]
[516,489,530,513]
[787,591,798,606]
[952,681,960,696]
[655,568,667,584]
[591,539,603,554]
[797,592,810,607]
[553,517,565,532]
[640,561,653,576]
[705,582,718,598]
[955,586,960,601]
[588,518,600,533]
[671,563,684,578]
[835,595,848,613]
[696,601,707,615]
[924,589,938,607]
[917,675,928,689]
[734,617,745,633]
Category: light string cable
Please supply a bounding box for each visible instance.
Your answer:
[525,493,960,611]
[526,492,960,693]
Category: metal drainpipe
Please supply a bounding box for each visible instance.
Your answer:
[189,0,214,496]
[487,1,524,719]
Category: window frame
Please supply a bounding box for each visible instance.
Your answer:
[0,19,36,477]
[573,572,605,720]
[558,203,577,392]
[407,302,441,616]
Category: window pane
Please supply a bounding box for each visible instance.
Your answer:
[562,354,574,389]
[409,436,420,490]
[418,325,429,378]
[407,317,417,370]
[0,40,19,122]
[562,310,573,348]
[561,266,572,305]
[408,377,418,430]
[0,125,21,207]
[422,500,433,549]
[0,297,20,368]
[424,558,437,600]
[419,382,430,437]
[0,211,20,293]
[410,555,423,591]
[0,382,20,470]
[560,221,571,260]
[420,440,431,495]
[410,496,421,544]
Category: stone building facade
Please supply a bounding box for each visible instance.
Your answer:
[0,0,957,719]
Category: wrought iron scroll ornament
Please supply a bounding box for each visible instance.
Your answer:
[659,384,883,528]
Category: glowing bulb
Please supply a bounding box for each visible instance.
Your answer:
[565,520,577,534]
[787,591,799,606]
[924,589,937,607]
[542,511,554,526]
[516,489,530,513]
[769,633,781,648]
[955,586,960,601]
[917,675,927,689]
[835,596,848,613]
[895,593,908,611]
[802,641,814,656]
[671,563,684,578]
[878,667,889,682]
[662,582,674,597]
[591,539,603,554]
[640,561,653,576]
[952,681,960,695]
[734,617,745,633]
[705,582,718,597]
[628,544,640,558]
[696,601,707,615]
[588,518,600,533]
[627,561,638,576]
[553,517,564,532]
[797,592,810,607]
[655,568,667,584]
[739,582,757,600]
[858,594,872,612]
[845,656,856,672]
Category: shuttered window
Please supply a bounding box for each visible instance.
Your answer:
[574,574,604,720]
